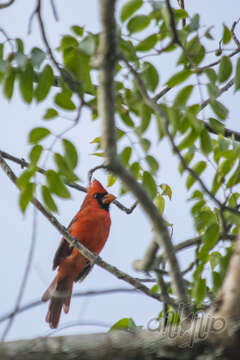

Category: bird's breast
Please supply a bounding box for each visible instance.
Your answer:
[70,208,111,255]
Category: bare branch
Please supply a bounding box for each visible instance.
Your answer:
[133,237,159,273]
[0,155,176,308]
[200,78,234,111]
[98,0,191,317]
[50,0,59,22]
[0,288,138,324]
[88,164,108,185]
[231,18,240,48]
[0,150,137,214]
[0,0,14,9]
[177,0,186,27]
[199,48,240,71]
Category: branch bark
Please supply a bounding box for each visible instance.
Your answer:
[97,0,191,317]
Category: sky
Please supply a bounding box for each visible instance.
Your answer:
[0,0,239,341]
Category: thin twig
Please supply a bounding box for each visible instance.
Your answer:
[0,150,137,215]
[0,155,177,308]
[231,18,240,48]
[0,0,14,9]
[0,288,139,324]
[200,78,234,111]
[198,48,240,71]
[50,0,59,21]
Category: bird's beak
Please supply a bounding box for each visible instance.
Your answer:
[102,193,116,204]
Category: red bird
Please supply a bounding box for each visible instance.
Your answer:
[42,179,116,328]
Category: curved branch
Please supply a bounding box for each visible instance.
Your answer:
[0,0,14,9]
[98,0,191,317]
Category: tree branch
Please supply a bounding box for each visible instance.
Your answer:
[98,0,191,317]
[0,288,138,324]
[0,150,137,215]
[0,0,14,9]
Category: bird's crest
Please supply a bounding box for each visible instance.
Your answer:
[88,179,107,195]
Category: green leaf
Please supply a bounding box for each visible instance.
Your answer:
[79,34,96,56]
[130,162,141,178]
[192,278,206,305]
[209,252,222,271]
[43,108,58,120]
[235,58,240,91]
[198,223,220,263]
[178,129,198,150]
[14,53,27,69]
[160,183,172,200]
[212,271,222,292]
[61,35,78,50]
[55,92,76,111]
[41,185,58,212]
[121,146,132,166]
[143,171,157,198]
[146,155,159,174]
[139,104,151,133]
[127,15,150,34]
[46,170,70,198]
[19,182,35,213]
[64,49,93,93]
[189,14,200,32]
[141,62,159,92]
[110,318,136,332]
[200,129,212,155]
[205,68,217,83]
[107,174,117,187]
[35,64,54,102]
[136,34,158,52]
[210,99,228,120]
[222,24,232,44]
[17,169,35,189]
[29,145,43,164]
[54,153,77,182]
[167,69,191,87]
[226,164,240,188]
[29,127,50,144]
[119,110,134,127]
[208,117,224,134]
[174,85,193,107]
[31,47,46,68]
[2,67,15,100]
[19,62,34,103]
[121,0,143,22]
[62,139,78,169]
[71,25,84,37]
[218,56,232,83]
[154,194,165,214]
[186,161,207,189]
[140,138,151,152]
[16,38,24,53]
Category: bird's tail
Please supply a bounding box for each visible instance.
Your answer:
[42,275,73,329]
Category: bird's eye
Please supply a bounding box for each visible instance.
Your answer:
[94,194,98,198]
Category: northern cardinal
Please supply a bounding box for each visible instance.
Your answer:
[42,179,116,328]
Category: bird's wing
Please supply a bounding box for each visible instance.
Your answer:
[75,262,94,282]
[52,214,79,270]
